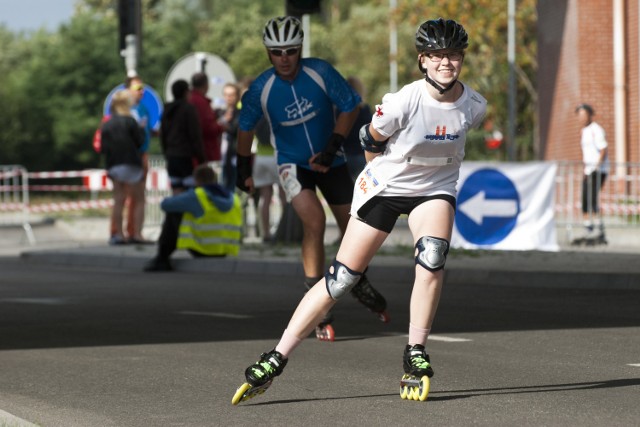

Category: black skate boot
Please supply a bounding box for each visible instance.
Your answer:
[403,344,434,378]
[400,344,433,402]
[244,349,288,387]
[350,272,390,322]
[232,349,288,405]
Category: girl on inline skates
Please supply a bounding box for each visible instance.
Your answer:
[233,17,487,404]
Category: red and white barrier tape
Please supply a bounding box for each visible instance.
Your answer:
[0,185,91,192]
[27,170,88,179]
[1,195,164,213]
[2,168,170,191]
[0,199,113,213]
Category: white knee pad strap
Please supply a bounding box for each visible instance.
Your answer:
[415,236,449,272]
[325,259,363,300]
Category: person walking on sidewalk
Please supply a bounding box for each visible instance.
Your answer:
[575,103,609,241]
[236,16,389,341]
[233,18,487,403]
[124,75,155,243]
[100,90,145,245]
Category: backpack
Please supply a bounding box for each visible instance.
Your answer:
[92,115,111,153]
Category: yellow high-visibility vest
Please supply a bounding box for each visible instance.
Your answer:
[177,188,242,256]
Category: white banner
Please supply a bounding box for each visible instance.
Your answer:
[451,162,558,251]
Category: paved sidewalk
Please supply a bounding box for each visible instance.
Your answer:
[3,217,640,290]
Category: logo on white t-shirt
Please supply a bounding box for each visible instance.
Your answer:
[424,125,460,141]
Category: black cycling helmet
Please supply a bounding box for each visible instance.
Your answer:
[416,18,468,95]
[415,18,469,53]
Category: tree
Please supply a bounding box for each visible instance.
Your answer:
[0,0,538,171]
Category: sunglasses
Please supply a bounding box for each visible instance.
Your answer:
[130,84,144,91]
[269,47,300,57]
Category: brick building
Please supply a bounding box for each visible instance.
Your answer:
[538,0,639,170]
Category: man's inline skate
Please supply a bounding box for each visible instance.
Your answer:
[231,349,287,405]
[350,272,390,323]
[315,311,335,341]
[570,227,607,247]
[399,344,433,402]
[304,278,336,341]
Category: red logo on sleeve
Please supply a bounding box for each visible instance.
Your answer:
[375,106,384,117]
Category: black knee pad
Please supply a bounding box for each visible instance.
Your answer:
[324,259,363,300]
[415,236,449,272]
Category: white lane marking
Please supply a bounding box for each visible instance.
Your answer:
[395,333,472,342]
[0,409,39,427]
[627,364,640,367]
[429,334,472,342]
[177,310,252,319]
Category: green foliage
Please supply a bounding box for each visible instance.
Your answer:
[0,0,537,172]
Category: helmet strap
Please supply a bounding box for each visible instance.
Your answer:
[424,73,457,95]
[418,55,458,95]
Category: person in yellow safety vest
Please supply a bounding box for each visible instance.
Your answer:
[144,164,242,272]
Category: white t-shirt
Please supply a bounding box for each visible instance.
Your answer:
[368,80,487,197]
[580,121,609,175]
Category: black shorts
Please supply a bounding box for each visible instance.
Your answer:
[356,194,457,233]
[166,156,195,189]
[295,164,353,205]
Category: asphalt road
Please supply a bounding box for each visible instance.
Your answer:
[0,257,639,427]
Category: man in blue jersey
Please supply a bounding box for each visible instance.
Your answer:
[236,16,388,340]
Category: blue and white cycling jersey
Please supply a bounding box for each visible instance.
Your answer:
[239,58,361,169]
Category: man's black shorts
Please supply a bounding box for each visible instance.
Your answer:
[166,156,194,190]
[295,164,353,205]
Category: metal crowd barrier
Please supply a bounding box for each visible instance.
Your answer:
[555,160,640,238]
[145,155,172,227]
[4,159,638,247]
[0,165,35,244]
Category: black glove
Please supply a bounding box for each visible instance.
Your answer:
[313,133,345,167]
[236,154,252,192]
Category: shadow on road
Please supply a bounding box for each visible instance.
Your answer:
[1,260,639,351]
[238,378,640,406]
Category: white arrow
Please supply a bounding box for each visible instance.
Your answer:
[458,191,518,225]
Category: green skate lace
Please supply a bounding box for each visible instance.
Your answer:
[251,360,276,379]
[410,354,430,369]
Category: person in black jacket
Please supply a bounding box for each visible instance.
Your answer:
[100,90,145,245]
[161,79,206,193]
[143,80,207,271]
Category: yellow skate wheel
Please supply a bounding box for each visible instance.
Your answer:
[400,374,430,402]
[400,386,409,400]
[400,374,410,400]
[416,376,430,401]
[231,382,252,405]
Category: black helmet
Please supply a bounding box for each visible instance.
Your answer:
[415,18,468,53]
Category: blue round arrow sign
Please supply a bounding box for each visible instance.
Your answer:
[456,168,520,245]
[103,84,163,129]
